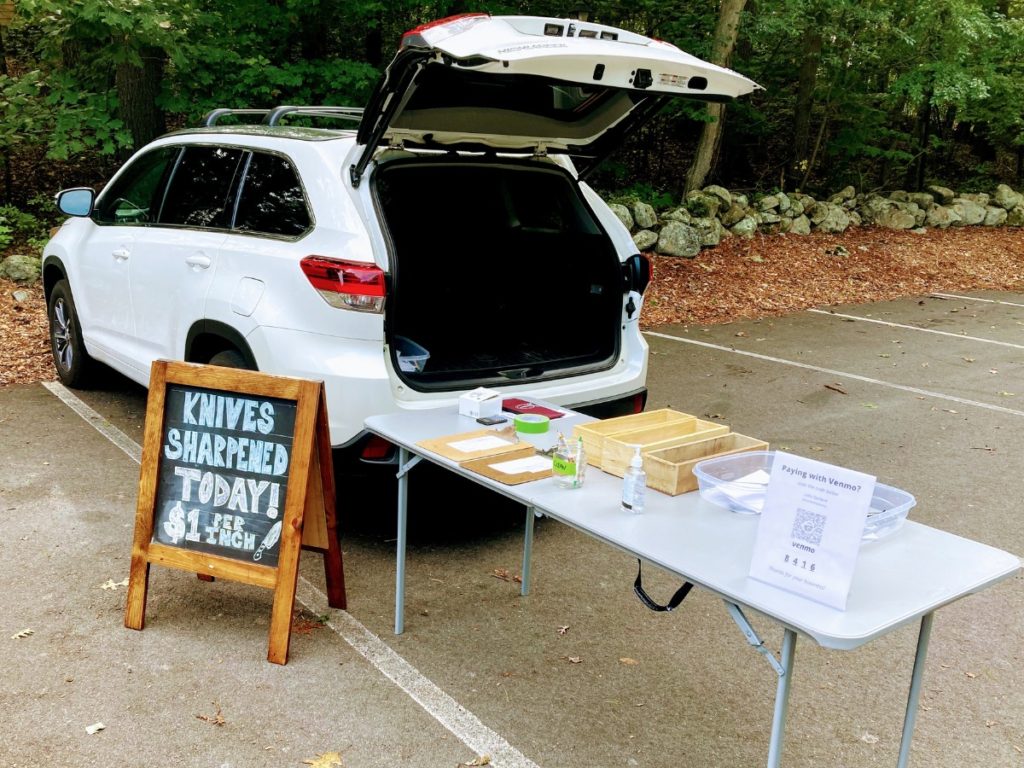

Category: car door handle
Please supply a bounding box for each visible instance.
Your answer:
[112,248,130,261]
[185,254,212,270]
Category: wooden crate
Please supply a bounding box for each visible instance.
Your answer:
[600,419,731,477]
[645,433,769,496]
[572,409,694,466]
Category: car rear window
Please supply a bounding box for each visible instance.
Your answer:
[159,146,245,228]
[233,152,311,238]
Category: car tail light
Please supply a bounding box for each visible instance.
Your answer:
[360,436,396,462]
[300,256,386,313]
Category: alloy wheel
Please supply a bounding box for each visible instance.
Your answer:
[52,297,74,372]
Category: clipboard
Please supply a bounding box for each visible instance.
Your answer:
[416,428,523,462]
[460,446,554,485]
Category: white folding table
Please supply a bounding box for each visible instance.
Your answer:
[364,407,1020,768]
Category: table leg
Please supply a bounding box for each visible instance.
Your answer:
[394,447,411,635]
[896,612,934,768]
[521,506,536,596]
[766,628,797,768]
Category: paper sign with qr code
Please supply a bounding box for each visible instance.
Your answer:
[748,451,875,610]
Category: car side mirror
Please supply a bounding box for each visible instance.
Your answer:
[56,187,95,217]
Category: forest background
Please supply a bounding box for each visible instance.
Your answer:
[0,0,1022,226]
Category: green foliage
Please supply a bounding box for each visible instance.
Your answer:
[0,204,48,250]
[0,205,41,235]
[608,182,677,209]
[0,0,1022,198]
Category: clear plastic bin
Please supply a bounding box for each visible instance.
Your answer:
[693,450,916,542]
[395,336,430,372]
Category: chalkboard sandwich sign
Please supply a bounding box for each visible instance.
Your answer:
[124,360,346,665]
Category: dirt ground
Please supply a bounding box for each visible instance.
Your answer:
[3,226,1023,388]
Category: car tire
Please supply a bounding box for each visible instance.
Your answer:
[48,279,96,388]
[208,349,254,370]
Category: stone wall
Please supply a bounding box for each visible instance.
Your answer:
[609,183,1024,258]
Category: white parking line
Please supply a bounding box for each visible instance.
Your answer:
[806,308,1024,350]
[644,332,1024,418]
[931,292,1024,308]
[43,381,540,768]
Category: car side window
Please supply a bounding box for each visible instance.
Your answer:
[233,152,311,237]
[93,147,179,225]
[159,146,245,229]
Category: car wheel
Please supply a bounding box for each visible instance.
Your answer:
[208,349,254,370]
[48,279,96,388]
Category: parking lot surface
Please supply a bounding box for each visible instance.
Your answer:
[1,291,1021,767]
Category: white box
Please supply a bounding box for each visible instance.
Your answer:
[459,387,502,418]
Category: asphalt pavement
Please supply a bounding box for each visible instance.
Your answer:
[1,290,1021,768]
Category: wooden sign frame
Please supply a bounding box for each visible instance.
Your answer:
[124,360,346,664]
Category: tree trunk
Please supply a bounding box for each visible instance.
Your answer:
[365,26,383,68]
[0,28,9,203]
[301,3,329,60]
[787,26,822,190]
[684,0,747,195]
[115,46,166,153]
[904,87,932,191]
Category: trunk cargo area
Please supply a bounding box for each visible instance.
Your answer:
[375,160,623,391]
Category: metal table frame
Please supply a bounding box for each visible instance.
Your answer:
[370,411,1018,768]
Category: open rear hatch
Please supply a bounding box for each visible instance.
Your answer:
[351,14,760,184]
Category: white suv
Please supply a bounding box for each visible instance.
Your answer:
[43,14,756,451]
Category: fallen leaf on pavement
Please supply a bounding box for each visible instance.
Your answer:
[85,723,106,735]
[459,756,491,767]
[196,703,226,726]
[11,629,33,639]
[491,568,511,582]
[99,578,129,591]
[566,656,582,664]
[860,732,879,744]
[292,612,325,635]
[824,383,848,395]
[619,657,639,665]
[303,752,343,768]
[557,625,570,635]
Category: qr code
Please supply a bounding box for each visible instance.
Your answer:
[792,509,826,545]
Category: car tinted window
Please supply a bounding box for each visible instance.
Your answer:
[159,146,245,228]
[233,153,310,237]
[94,147,178,225]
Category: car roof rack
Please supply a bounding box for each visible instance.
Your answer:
[203,106,365,127]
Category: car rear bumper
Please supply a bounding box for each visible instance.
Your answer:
[249,325,648,447]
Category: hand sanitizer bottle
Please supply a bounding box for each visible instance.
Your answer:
[621,445,646,514]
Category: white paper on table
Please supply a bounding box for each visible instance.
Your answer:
[748,451,875,610]
[715,468,771,512]
[490,455,553,475]
[448,435,516,453]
